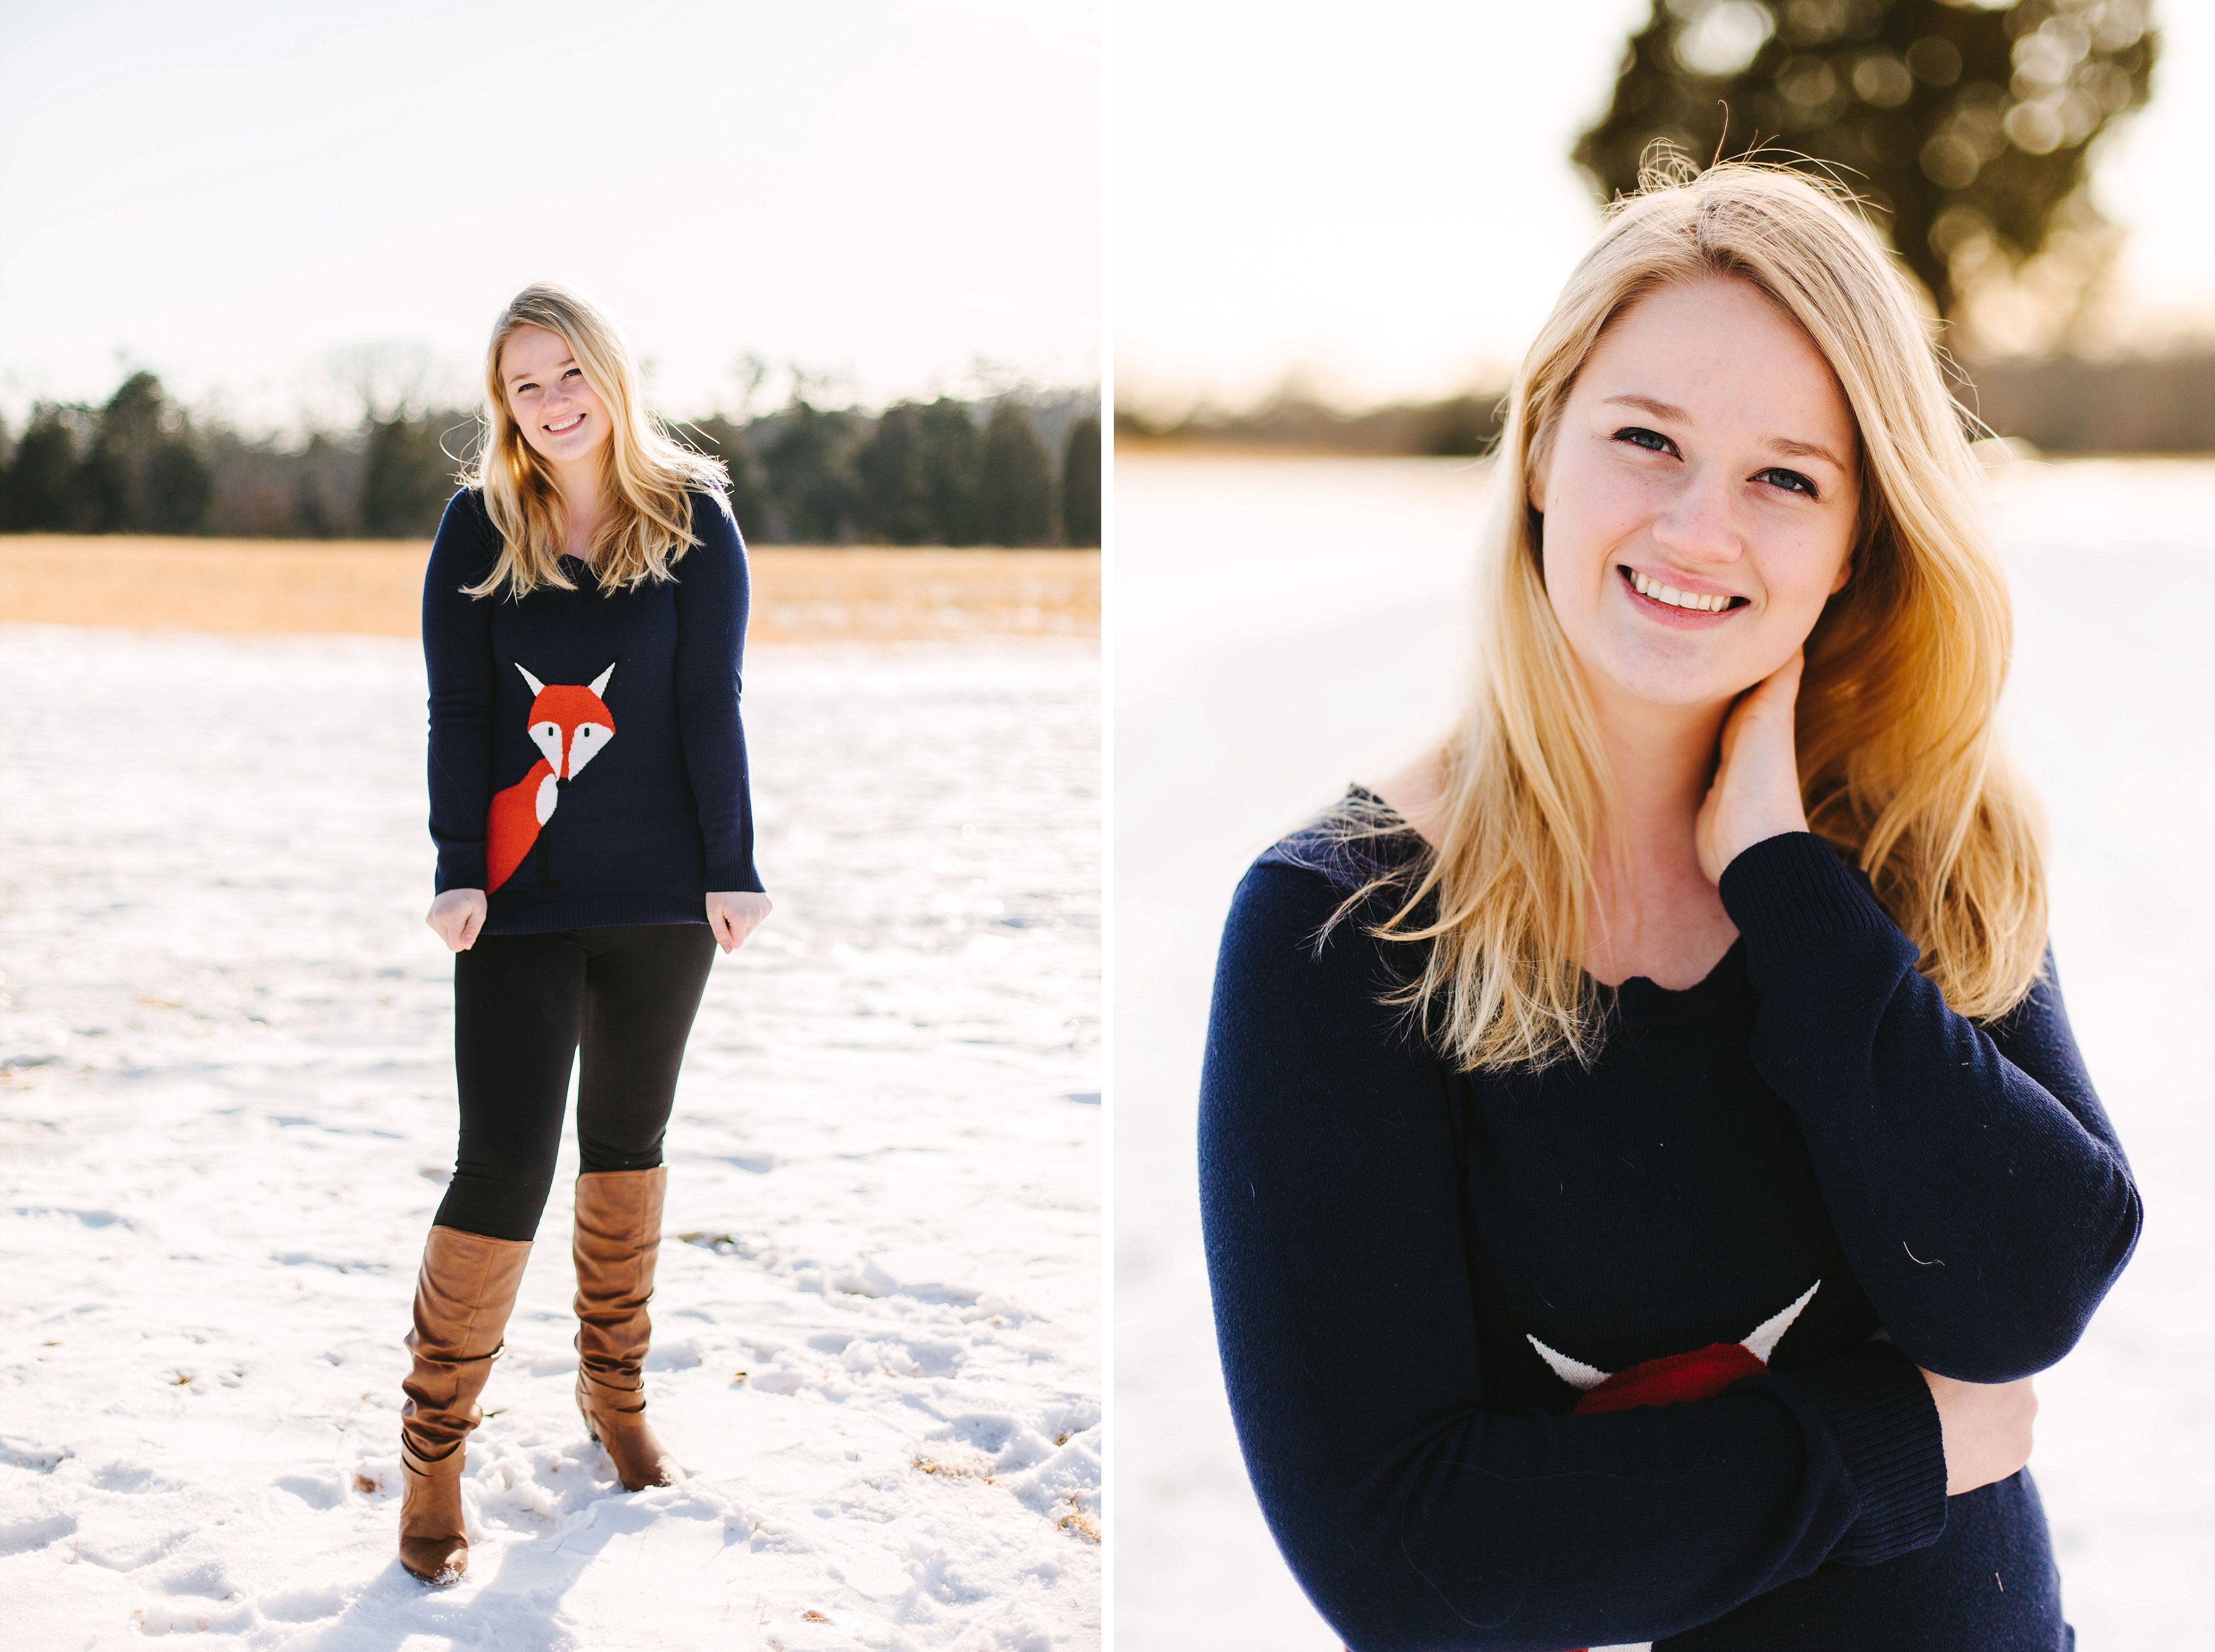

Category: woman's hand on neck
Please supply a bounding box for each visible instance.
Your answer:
[1370,649,1810,991]
[1692,649,1812,882]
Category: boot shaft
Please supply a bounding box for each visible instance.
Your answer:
[401,1225,533,1460]
[573,1166,667,1389]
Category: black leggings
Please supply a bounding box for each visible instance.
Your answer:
[434,923,717,1242]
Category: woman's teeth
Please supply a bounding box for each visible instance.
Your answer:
[1628,568,1735,613]
[546,413,585,434]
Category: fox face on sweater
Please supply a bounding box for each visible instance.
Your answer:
[1529,1281,1821,1413]
[486,661,616,894]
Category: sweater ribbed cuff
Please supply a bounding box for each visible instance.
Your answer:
[705,861,766,896]
[1778,1341,1947,1566]
[435,848,489,895]
[1718,832,1897,958]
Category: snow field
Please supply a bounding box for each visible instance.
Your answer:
[0,629,1101,1650]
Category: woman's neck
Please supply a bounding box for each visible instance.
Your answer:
[549,459,606,561]
[1370,673,1742,989]
[1582,668,1737,987]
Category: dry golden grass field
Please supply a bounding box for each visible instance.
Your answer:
[0,536,1098,643]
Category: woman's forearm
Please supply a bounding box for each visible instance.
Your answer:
[1719,832,2142,1380]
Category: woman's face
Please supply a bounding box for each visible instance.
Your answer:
[501,324,612,473]
[1530,276,1860,711]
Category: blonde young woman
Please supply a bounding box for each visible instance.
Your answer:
[398,282,770,1585]
[1200,165,2140,1650]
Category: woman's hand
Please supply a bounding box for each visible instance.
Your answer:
[1921,1368,2038,1496]
[427,889,487,952]
[1695,650,1810,884]
[706,891,772,954]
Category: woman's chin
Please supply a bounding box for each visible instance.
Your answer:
[527,434,608,468]
[1585,651,1752,713]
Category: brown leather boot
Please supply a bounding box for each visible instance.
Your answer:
[397,1225,532,1585]
[573,1167,683,1491]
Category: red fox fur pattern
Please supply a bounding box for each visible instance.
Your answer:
[486,662,616,893]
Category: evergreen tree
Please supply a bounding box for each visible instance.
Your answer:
[913,397,982,545]
[361,413,460,537]
[856,401,928,543]
[1059,414,1101,546]
[82,372,170,532]
[293,430,361,539]
[759,399,861,542]
[975,401,1053,547]
[1574,0,2156,320]
[680,416,768,541]
[144,429,213,534]
[1,404,91,532]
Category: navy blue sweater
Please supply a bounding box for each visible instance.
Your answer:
[422,486,763,934]
[1199,801,2140,1651]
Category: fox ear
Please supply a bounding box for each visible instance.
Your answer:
[515,662,545,695]
[1740,1282,1821,1366]
[589,662,615,698]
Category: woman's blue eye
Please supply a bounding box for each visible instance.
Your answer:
[1616,426,1673,454]
[1756,467,1818,498]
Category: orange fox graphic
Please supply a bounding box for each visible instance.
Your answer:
[485,661,616,893]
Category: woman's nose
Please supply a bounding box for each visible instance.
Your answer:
[1649,466,1742,564]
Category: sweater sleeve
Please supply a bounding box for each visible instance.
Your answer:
[1199,860,1947,1652]
[673,491,764,894]
[1716,832,2142,1382]
[421,491,497,894]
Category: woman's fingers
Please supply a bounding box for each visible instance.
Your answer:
[425,890,486,953]
[706,892,772,953]
[1922,1369,2038,1496]
[1700,651,1812,883]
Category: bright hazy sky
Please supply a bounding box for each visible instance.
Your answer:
[1115,0,2215,416]
[0,0,1100,429]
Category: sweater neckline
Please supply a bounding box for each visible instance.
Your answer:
[1600,938,1748,1022]
[1338,784,1749,1024]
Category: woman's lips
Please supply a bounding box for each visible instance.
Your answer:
[544,411,587,435]
[1618,564,1743,627]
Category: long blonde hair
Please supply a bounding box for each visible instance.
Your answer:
[1359,159,2046,1072]
[463,281,727,599]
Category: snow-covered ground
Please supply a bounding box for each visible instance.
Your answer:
[1114,454,2215,1650]
[0,630,1101,1649]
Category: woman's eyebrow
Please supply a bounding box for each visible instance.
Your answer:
[1602,393,1691,423]
[509,357,577,387]
[1604,393,1847,471]
[1766,434,1849,470]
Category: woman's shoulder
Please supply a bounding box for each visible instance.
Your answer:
[681,482,738,530]
[1222,789,1432,977]
[1252,787,1430,895]
[431,485,495,539]
[427,486,497,573]
[674,484,744,564]
[1216,792,1436,1058]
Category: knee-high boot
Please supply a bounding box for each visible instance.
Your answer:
[397,1225,532,1584]
[572,1167,683,1490]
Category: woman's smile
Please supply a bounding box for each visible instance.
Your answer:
[1618,563,1747,624]
[544,411,587,435]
